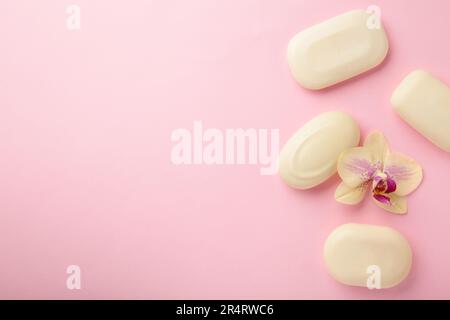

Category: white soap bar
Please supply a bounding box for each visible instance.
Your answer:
[287,10,389,89]
[279,111,359,189]
[391,70,450,152]
[324,223,412,289]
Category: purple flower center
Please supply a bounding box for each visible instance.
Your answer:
[372,172,397,204]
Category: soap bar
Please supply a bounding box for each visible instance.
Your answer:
[287,10,389,89]
[324,223,412,289]
[391,70,450,152]
[279,111,359,189]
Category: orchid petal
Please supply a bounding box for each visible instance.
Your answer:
[335,182,367,205]
[364,131,390,164]
[384,152,423,196]
[372,193,408,214]
[337,147,376,188]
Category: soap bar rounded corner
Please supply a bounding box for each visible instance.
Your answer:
[279,111,360,190]
[287,9,389,90]
[390,69,428,105]
[391,69,450,153]
[323,223,413,289]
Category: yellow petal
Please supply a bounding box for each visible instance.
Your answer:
[337,147,376,188]
[364,131,390,164]
[384,152,423,196]
[335,182,367,205]
[373,193,408,214]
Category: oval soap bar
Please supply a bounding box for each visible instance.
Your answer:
[279,111,359,189]
[324,223,412,289]
[287,10,389,89]
[391,70,450,152]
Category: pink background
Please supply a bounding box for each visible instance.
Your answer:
[1,0,449,299]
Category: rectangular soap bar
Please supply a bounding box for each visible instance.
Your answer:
[287,10,389,90]
[391,70,450,152]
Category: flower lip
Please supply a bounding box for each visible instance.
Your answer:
[373,194,391,205]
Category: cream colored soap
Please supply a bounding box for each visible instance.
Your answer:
[391,70,450,152]
[279,111,359,189]
[324,223,412,289]
[287,10,389,89]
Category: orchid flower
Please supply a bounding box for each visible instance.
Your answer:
[334,131,423,214]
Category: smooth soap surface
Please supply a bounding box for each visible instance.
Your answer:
[391,70,450,152]
[324,223,412,289]
[279,111,360,189]
[287,10,389,90]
